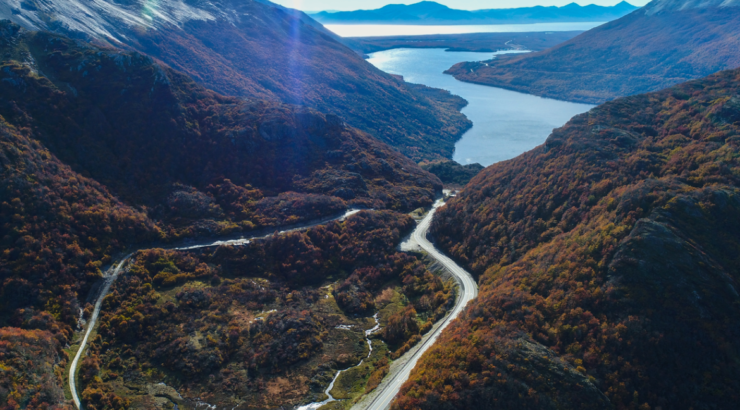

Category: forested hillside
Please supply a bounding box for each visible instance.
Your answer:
[0,22,445,408]
[446,0,740,104]
[75,211,454,408]
[396,67,740,409]
[0,23,442,224]
[0,0,472,160]
[0,112,156,410]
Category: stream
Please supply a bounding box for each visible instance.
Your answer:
[69,209,363,409]
[296,314,382,410]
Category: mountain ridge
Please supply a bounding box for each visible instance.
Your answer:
[0,0,471,160]
[311,1,638,25]
[446,0,740,104]
[394,65,740,410]
[0,21,454,407]
[645,0,740,14]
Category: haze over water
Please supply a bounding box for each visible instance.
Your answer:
[367,48,595,166]
[326,22,604,37]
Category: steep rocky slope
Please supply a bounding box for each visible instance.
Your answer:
[395,67,740,409]
[0,22,444,407]
[446,0,740,104]
[0,0,471,160]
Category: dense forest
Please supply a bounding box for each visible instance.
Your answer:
[0,0,473,161]
[76,211,453,409]
[446,4,740,104]
[0,115,157,409]
[395,67,740,409]
[5,1,740,408]
[421,160,484,186]
[0,23,442,219]
[0,22,450,408]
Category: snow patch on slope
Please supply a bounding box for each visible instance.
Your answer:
[0,0,215,43]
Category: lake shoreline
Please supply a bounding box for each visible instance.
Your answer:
[367,48,595,166]
[349,31,584,54]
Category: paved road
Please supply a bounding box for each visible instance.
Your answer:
[69,256,130,409]
[68,209,362,409]
[355,199,479,410]
[68,202,477,410]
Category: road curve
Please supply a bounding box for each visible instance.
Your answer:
[354,199,479,410]
[69,256,130,409]
[68,209,362,409]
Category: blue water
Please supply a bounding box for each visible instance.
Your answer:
[367,48,595,166]
[326,22,605,37]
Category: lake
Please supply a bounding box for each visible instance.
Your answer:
[325,22,605,37]
[367,48,595,166]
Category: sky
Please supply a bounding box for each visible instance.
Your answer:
[272,0,652,12]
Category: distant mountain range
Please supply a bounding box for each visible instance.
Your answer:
[0,0,471,160]
[311,1,638,25]
[446,0,740,103]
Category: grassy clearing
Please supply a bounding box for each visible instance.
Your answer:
[62,340,79,401]
[324,339,391,409]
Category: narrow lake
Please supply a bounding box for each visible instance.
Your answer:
[367,48,595,166]
[325,22,605,37]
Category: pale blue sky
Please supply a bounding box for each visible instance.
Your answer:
[273,0,652,12]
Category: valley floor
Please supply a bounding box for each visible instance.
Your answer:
[353,199,478,410]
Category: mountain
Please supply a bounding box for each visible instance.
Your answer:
[0,22,447,406]
[394,67,740,409]
[350,31,585,54]
[420,160,484,186]
[0,0,471,161]
[446,0,740,104]
[311,1,638,25]
[79,211,454,409]
[0,22,442,217]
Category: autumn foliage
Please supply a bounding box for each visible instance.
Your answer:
[119,0,472,160]
[77,211,452,408]
[0,328,70,410]
[397,67,740,409]
[0,20,442,330]
[447,7,740,104]
[0,21,446,408]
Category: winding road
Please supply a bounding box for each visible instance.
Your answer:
[69,200,477,410]
[69,256,131,409]
[353,199,479,410]
[68,209,361,409]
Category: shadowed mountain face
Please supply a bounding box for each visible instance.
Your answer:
[311,1,637,25]
[395,67,740,409]
[0,18,441,341]
[0,22,443,219]
[0,20,451,408]
[446,0,740,104]
[0,0,471,160]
